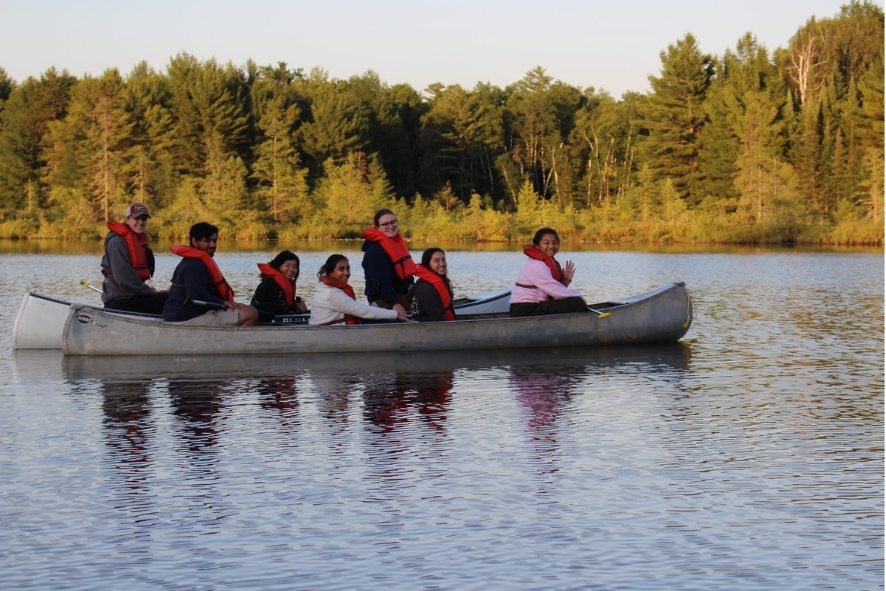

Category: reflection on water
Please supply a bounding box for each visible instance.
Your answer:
[2,246,883,590]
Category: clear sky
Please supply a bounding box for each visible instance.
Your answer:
[1,0,881,97]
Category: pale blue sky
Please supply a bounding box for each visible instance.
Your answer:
[1,0,881,97]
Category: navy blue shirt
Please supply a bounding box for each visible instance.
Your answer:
[361,240,414,306]
[162,258,226,322]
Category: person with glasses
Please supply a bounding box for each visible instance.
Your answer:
[162,222,259,326]
[100,203,168,315]
[360,209,415,317]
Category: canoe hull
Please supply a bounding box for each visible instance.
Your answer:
[61,283,693,356]
[12,294,72,350]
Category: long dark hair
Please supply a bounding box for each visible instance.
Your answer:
[532,227,559,246]
[421,247,452,296]
[318,254,348,278]
[260,250,300,281]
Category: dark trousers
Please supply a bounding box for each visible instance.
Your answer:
[105,292,169,316]
[509,296,588,317]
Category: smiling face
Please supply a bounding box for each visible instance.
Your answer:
[192,233,218,257]
[329,259,351,283]
[376,213,399,238]
[125,215,148,234]
[279,259,299,281]
[428,251,447,276]
[536,233,560,257]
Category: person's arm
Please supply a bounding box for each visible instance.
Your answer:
[528,261,583,300]
[328,289,399,321]
[183,262,225,307]
[106,236,154,296]
[414,281,448,321]
[366,246,400,307]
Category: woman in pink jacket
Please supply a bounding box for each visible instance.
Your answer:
[509,227,587,317]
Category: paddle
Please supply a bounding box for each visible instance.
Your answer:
[80,280,103,293]
[588,306,611,318]
[186,298,226,310]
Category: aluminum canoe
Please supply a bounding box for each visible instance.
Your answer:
[60,283,693,356]
[12,288,512,350]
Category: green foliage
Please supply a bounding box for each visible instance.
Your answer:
[0,4,881,246]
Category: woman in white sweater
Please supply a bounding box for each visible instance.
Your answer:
[309,254,409,326]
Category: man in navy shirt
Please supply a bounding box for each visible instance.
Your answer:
[162,222,258,326]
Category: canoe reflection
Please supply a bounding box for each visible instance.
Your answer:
[56,343,690,382]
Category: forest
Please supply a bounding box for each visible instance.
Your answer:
[0,1,882,244]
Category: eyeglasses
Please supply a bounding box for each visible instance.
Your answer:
[379,219,398,229]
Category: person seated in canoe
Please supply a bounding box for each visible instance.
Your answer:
[250,250,308,318]
[100,203,168,314]
[509,227,587,317]
[309,254,409,326]
[361,208,414,318]
[162,222,259,326]
[408,248,456,322]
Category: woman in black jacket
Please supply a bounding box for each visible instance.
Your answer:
[409,248,456,322]
[251,250,308,316]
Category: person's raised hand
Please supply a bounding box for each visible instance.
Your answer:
[562,260,576,283]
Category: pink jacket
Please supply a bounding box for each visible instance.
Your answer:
[509,259,582,303]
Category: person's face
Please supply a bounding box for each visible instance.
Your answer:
[376,214,398,238]
[192,233,218,257]
[125,215,148,234]
[279,259,299,281]
[537,233,559,257]
[428,251,447,275]
[329,259,351,283]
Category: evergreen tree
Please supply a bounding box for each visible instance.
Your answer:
[297,69,369,166]
[121,62,175,208]
[643,33,713,204]
[0,68,76,214]
[252,89,309,223]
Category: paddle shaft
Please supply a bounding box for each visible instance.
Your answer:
[80,280,103,293]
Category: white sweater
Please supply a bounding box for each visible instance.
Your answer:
[308,280,400,325]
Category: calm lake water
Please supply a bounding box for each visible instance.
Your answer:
[1,241,883,590]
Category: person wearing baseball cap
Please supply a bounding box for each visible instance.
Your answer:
[99,203,168,314]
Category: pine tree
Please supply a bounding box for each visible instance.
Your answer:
[297,69,369,166]
[643,33,713,205]
[252,83,308,223]
[0,68,76,215]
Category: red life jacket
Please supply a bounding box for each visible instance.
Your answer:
[523,245,565,283]
[318,275,361,325]
[170,245,235,300]
[362,228,416,280]
[107,221,152,281]
[414,264,456,321]
[257,263,296,307]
